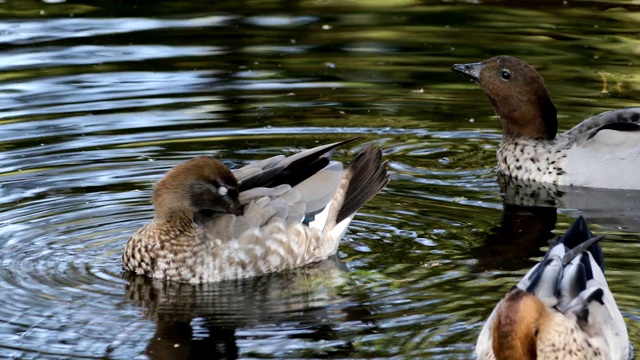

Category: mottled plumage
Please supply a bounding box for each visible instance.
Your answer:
[452,56,640,189]
[475,216,630,360]
[123,139,389,283]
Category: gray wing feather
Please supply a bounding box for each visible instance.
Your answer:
[236,161,343,227]
[234,155,286,187]
[293,161,343,215]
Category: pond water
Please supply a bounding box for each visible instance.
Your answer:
[0,0,639,358]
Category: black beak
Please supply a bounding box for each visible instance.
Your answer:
[223,196,243,216]
[451,61,484,83]
[193,198,243,225]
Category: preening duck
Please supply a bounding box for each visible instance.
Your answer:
[123,138,389,283]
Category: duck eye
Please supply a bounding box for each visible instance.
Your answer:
[500,69,511,81]
[226,187,239,199]
[217,184,238,199]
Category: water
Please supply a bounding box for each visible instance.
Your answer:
[0,0,639,358]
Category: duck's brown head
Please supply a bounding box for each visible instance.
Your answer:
[152,156,242,223]
[492,288,546,360]
[452,56,557,140]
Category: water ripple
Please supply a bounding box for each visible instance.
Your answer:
[0,16,236,45]
[0,45,221,72]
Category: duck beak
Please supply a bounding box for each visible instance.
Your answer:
[223,197,243,216]
[451,61,484,83]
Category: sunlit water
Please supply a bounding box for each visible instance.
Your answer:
[1,1,640,358]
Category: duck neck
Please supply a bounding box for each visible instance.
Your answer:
[492,289,541,360]
[488,90,558,141]
[499,111,557,141]
[153,203,196,232]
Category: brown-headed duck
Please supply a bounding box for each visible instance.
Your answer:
[475,216,629,360]
[123,138,389,283]
[452,56,640,190]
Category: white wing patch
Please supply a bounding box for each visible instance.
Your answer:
[588,129,640,159]
[563,128,640,189]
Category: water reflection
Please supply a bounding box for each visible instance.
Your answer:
[0,17,235,45]
[122,257,377,359]
[473,174,640,272]
[473,203,557,272]
[499,174,640,232]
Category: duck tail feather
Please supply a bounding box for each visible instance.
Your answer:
[562,235,605,266]
[553,216,605,272]
[524,256,563,301]
[335,144,389,225]
[557,254,588,308]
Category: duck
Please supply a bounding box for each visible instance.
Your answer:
[475,216,630,360]
[452,56,640,190]
[123,138,389,283]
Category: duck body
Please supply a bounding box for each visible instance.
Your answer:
[475,216,630,360]
[123,139,389,284]
[452,56,640,190]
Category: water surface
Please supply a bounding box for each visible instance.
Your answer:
[1,0,640,358]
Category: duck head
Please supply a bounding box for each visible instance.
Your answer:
[152,156,242,223]
[452,56,558,141]
[492,288,545,360]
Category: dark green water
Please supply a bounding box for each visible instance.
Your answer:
[0,0,639,358]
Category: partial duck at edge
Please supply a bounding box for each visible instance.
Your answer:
[475,216,630,360]
[452,56,640,190]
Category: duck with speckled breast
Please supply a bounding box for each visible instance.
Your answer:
[452,56,640,190]
[123,138,389,284]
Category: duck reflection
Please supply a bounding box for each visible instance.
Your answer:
[474,174,640,272]
[498,174,640,232]
[123,256,376,359]
[473,201,557,272]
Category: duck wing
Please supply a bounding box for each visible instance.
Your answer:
[512,217,595,302]
[217,138,385,238]
[562,114,640,190]
[232,138,358,218]
[199,143,387,281]
[562,109,640,189]
[561,248,629,360]
[234,138,358,191]
[566,108,640,140]
[586,115,640,160]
